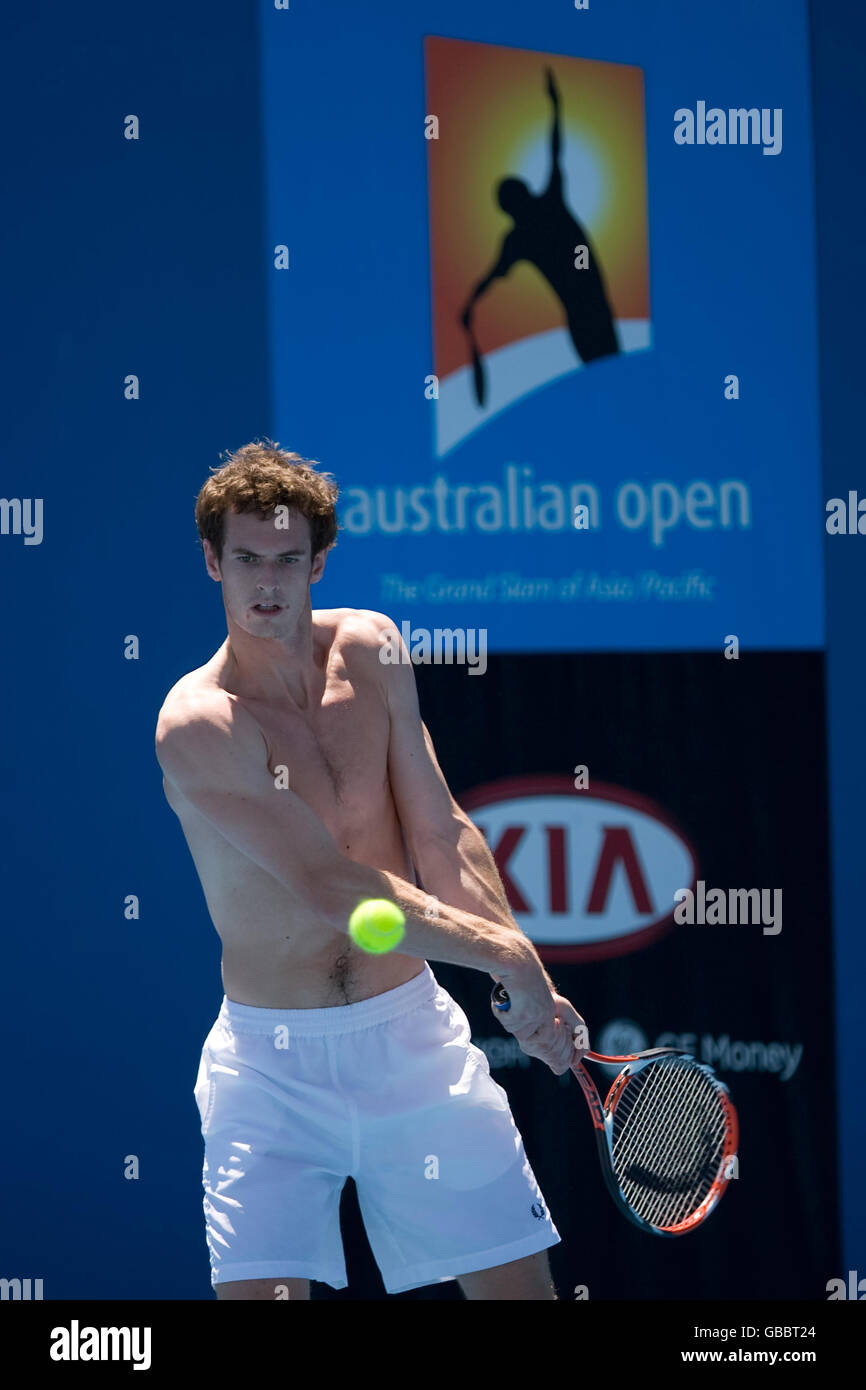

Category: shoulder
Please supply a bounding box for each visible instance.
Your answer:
[318,607,401,655]
[320,608,411,705]
[155,672,258,769]
[157,669,223,731]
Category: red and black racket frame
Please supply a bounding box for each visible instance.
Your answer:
[491,982,740,1237]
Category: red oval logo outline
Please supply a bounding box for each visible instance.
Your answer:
[458,774,699,963]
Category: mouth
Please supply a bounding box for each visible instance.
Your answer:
[252,603,282,614]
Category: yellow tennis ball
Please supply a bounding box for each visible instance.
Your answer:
[348,899,406,954]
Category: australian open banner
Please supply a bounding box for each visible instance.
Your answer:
[260,0,821,652]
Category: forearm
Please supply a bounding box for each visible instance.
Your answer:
[414,816,516,929]
[408,816,555,988]
[314,854,535,979]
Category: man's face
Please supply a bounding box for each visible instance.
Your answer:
[204,508,327,634]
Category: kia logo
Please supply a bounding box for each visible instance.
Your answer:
[459,776,698,962]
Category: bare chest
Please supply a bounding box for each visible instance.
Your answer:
[244,669,391,844]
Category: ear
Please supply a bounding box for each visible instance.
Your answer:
[309,547,329,586]
[202,539,222,582]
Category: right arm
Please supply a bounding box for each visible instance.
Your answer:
[155,693,538,985]
[459,234,519,327]
[544,67,562,197]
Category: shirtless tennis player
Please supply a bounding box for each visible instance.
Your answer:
[155,441,587,1301]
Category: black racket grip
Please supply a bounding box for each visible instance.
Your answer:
[491,982,511,1011]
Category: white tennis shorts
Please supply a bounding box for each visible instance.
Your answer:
[193,962,560,1293]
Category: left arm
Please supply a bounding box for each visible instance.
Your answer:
[363,612,587,1069]
[370,615,522,937]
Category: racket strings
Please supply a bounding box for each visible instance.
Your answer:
[617,1068,724,1226]
[610,1059,729,1229]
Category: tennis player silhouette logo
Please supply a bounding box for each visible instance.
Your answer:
[458,67,620,407]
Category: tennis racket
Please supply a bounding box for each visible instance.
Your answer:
[491,982,739,1236]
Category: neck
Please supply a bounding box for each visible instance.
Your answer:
[221,606,324,707]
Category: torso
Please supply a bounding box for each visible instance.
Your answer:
[161,609,424,1007]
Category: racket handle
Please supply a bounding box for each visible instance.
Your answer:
[491,981,586,1050]
[491,982,511,1011]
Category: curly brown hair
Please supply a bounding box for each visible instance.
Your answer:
[195,439,340,562]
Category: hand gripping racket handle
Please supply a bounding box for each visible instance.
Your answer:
[491,981,590,1061]
[490,982,688,1066]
